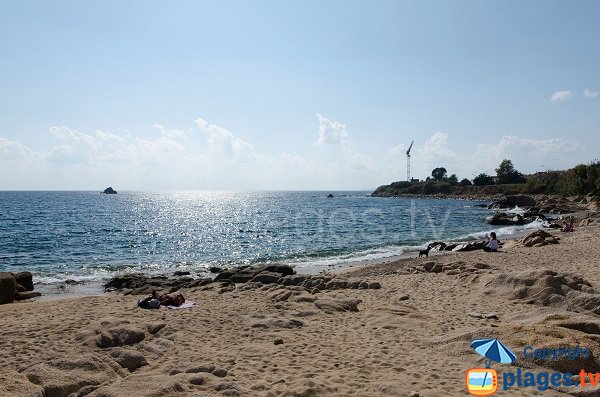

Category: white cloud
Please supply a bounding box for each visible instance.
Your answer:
[418,132,460,163]
[0,117,591,190]
[389,143,408,156]
[584,88,598,98]
[314,114,374,170]
[550,90,574,101]
[0,137,36,160]
[195,117,256,162]
[153,123,186,138]
[316,114,350,145]
[472,135,581,174]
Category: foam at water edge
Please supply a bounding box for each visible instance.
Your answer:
[291,220,545,273]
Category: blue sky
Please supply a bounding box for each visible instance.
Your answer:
[0,0,598,190]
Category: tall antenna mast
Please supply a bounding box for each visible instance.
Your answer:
[406,140,414,181]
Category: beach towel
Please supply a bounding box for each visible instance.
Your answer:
[165,300,197,310]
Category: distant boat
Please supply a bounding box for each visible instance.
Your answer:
[101,187,117,194]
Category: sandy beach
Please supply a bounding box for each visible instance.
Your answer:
[2,221,600,397]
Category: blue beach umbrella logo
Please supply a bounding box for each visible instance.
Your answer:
[466,338,516,396]
[471,338,517,367]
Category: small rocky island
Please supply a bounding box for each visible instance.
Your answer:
[102,187,117,194]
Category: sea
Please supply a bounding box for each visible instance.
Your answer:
[0,191,543,296]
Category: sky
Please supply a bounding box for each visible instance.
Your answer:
[0,0,598,190]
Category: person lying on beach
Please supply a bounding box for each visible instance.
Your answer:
[137,291,185,309]
[562,217,575,232]
[483,232,499,252]
[156,291,185,307]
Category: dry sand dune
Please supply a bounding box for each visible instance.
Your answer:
[2,224,600,397]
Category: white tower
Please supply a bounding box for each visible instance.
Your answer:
[406,140,414,181]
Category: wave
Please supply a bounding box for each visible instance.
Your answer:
[288,219,545,272]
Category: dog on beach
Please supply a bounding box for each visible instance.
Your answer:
[419,246,432,258]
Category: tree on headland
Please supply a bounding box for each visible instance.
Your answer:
[458,178,472,186]
[496,159,526,184]
[448,174,458,186]
[473,173,494,186]
[431,167,448,181]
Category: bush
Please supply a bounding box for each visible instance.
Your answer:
[473,173,494,186]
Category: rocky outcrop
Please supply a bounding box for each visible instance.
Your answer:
[489,195,536,209]
[0,272,17,304]
[214,264,295,283]
[105,264,382,296]
[534,195,585,214]
[415,261,491,275]
[102,187,117,194]
[104,273,212,295]
[0,271,41,304]
[485,212,527,226]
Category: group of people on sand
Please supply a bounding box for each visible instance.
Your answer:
[138,290,185,309]
[483,215,576,253]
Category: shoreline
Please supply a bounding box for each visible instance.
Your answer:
[7,190,592,302]
[3,220,599,396]
[28,214,553,303]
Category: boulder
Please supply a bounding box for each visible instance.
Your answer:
[15,291,42,301]
[325,279,348,290]
[97,326,146,348]
[108,349,148,371]
[253,264,295,277]
[13,271,34,291]
[213,271,234,282]
[522,229,558,248]
[368,282,382,289]
[77,318,146,349]
[485,212,527,226]
[524,236,544,247]
[428,242,447,251]
[314,298,362,313]
[444,243,460,251]
[279,275,309,286]
[0,272,16,304]
[452,241,486,252]
[230,272,255,283]
[251,272,281,284]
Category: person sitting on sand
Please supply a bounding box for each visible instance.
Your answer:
[562,217,575,233]
[483,232,499,252]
